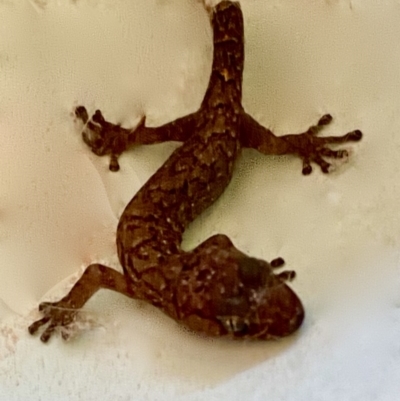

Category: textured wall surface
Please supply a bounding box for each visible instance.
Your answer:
[0,0,399,400]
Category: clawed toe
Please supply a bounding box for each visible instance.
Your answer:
[347,129,362,141]
[109,154,121,172]
[75,106,89,123]
[92,109,106,124]
[28,316,50,335]
[270,257,285,268]
[276,270,296,282]
[317,114,332,127]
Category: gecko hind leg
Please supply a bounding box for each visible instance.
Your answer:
[28,264,136,342]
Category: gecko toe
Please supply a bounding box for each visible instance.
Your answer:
[321,163,331,174]
[276,270,296,282]
[61,329,71,341]
[270,257,285,268]
[28,316,50,335]
[317,114,333,126]
[109,155,121,172]
[40,324,56,343]
[92,109,106,124]
[336,149,349,158]
[348,129,362,141]
[75,106,89,123]
[320,148,348,159]
[302,160,312,175]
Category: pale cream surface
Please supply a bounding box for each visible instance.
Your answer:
[0,0,400,399]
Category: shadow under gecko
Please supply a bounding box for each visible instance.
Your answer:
[29,1,362,342]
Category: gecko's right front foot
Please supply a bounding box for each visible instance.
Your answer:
[75,106,145,171]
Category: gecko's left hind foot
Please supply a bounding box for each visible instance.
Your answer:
[29,301,78,343]
[284,114,362,175]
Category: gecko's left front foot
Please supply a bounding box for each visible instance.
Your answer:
[284,114,362,175]
[75,106,145,171]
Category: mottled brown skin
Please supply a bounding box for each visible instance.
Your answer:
[29,1,362,342]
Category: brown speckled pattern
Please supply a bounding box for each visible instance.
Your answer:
[29,1,362,343]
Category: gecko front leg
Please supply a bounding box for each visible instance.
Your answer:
[75,106,196,171]
[241,112,362,174]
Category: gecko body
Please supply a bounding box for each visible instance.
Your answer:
[29,1,362,342]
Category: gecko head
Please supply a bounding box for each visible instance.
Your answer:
[214,257,305,340]
[175,235,304,340]
[218,257,304,340]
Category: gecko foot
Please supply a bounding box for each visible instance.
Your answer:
[28,301,78,342]
[75,106,146,172]
[284,114,362,175]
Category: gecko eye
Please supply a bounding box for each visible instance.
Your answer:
[238,257,267,287]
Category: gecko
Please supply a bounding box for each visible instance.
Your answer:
[29,1,362,342]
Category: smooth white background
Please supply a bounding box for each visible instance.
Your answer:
[0,0,399,399]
